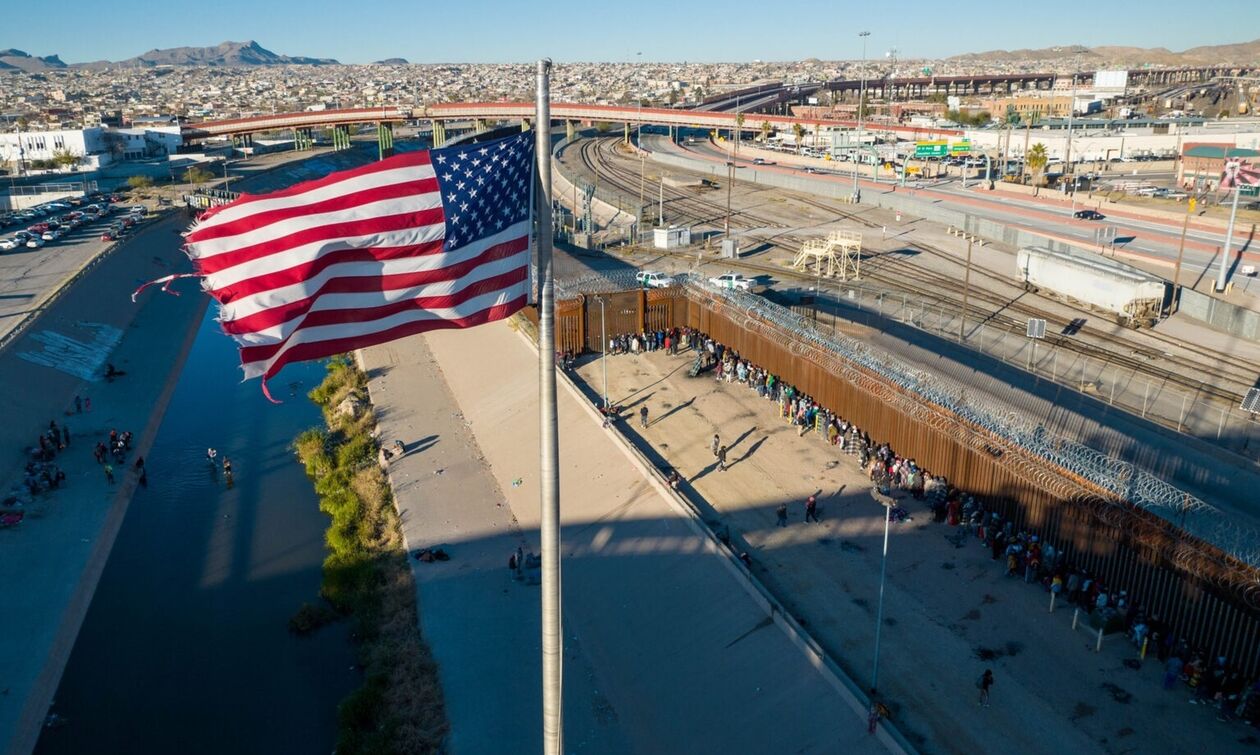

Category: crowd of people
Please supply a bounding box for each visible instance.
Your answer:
[23,419,70,495]
[599,324,1260,730]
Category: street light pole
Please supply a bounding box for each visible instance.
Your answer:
[871,491,893,692]
[959,238,973,343]
[1218,149,1244,292]
[854,31,870,199]
[595,296,609,407]
[1066,74,1078,215]
[725,161,734,239]
[659,173,665,225]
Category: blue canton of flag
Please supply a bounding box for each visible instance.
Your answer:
[431,132,535,252]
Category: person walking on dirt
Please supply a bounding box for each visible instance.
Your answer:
[104,463,114,485]
[776,502,788,527]
[717,445,729,472]
[711,434,721,460]
[805,494,819,523]
[639,405,649,429]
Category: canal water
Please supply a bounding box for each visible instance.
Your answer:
[35,310,356,755]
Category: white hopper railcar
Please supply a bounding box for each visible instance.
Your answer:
[1016,246,1169,328]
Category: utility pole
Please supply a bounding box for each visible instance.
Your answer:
[1172,184,1197,313]
[959,237,974,343]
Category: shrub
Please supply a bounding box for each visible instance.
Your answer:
[294,358,449,753]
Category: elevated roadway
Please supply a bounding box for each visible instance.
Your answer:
[180,103,962,143]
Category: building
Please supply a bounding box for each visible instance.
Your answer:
[0,127,108,171]
[976,94,1099,121]
[0,122,185,175]
[1178,143,1260,189]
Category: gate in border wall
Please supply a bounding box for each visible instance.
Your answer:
[547,288,690,355]
[540,285,1260,674]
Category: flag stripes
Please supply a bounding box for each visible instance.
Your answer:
[174,133,535,395]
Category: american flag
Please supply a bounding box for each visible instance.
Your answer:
[1221,157,1260,190]
[174,133,534,396]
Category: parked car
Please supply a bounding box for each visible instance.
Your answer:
[100,231,119,241]
[0,238,21,251]
[41,231,58,242]
[635,270,673,288]
[1074,209,1105,220]
[26,236,45,249]
[708,273,752,291]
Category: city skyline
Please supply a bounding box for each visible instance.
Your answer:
[5,0,1260,65]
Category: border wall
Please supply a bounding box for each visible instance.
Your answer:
[532,279,1260,675]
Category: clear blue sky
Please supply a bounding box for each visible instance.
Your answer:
[7,0,1260,64]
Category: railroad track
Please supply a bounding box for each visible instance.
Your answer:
[570,136,1260,406]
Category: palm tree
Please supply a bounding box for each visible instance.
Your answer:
[734,112,745,153]
[793,123,806,154]
[1027,143,1049,187]
[760,121,772,143]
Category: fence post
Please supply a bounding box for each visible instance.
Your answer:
[1052,348,1058,382]
[1142,379,1151,417]
[1072,608,1080,630]
[1096,627,1104,653]
[1178,393,1190,433]
[1050,591,1057,613]
[1218,405,1228,440]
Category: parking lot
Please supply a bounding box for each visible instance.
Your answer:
[0,195,154,345]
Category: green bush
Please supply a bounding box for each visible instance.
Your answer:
[294,358,449,753]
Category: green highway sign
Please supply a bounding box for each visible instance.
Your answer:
[914,141,948,158]
[950,140,972,155]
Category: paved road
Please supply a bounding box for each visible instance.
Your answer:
[362,324,900,754]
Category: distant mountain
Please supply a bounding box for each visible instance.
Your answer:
[0,49,68,72]
[374,58,409,65]
[948,38,1260,67]
[75,40,338,69]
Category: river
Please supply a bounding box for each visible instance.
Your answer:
[34,310,356,754]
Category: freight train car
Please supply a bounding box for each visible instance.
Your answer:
[1016,246,1169,328]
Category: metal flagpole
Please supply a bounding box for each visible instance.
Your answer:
[535,58,564,755]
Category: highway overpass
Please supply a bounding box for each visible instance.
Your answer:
[181,102,962,143]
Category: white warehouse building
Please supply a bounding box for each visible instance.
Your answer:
[0,124,184,173]
[0,127,108,170]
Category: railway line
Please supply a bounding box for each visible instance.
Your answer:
[566,135,1260,411]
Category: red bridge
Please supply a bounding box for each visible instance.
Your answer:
[180,102,963,143]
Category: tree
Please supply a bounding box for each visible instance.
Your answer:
[691,86,704,102]
[183,166,213,187]
[594,121,612,134]
[51,149,80,170]
[1027,143,1049,186]
[668,88,679,106]
[127,175,154,192]
[735,112,745,144]
[760,121,772,142]
[792,123,806,154]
